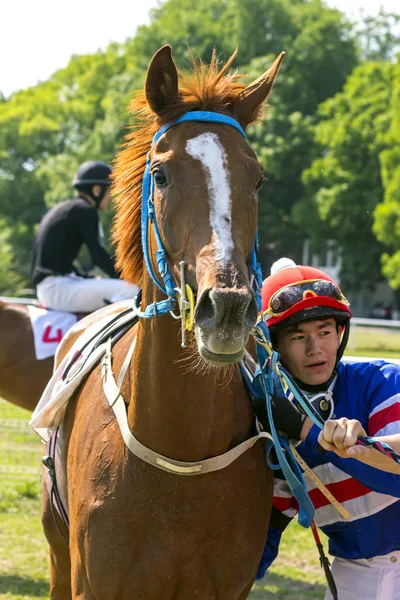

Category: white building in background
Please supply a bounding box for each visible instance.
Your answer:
[302,239,341,283]
[302,239,396,318]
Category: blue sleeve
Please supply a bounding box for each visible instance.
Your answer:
[303,424,400,497]
[255,526,282,580]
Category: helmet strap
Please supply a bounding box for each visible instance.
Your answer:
[337,320,350,364]
[76,186,107,208]
[91,186,107,207]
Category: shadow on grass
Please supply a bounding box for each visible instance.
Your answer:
[0,574,49,596]
[250,571,326,599]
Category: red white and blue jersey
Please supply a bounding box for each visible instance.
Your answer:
[257,360,400,579]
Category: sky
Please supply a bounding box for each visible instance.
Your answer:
[1,0,398,97]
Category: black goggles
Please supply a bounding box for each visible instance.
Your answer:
[265,279,350,316]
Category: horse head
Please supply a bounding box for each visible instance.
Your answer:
[113,46,284,366]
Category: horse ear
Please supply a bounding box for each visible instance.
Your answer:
[234,51,286,128]
[145,45,180,116]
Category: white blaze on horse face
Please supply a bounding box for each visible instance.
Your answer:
[186,133,233,265]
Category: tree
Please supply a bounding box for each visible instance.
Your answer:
[356,8,400,61]
[298,60,396,290]
[126,0,236,68]
[2,0,398,295]
[372,58,400,291]
[241,0,358,271]
[0,220,23,294]
[0,44,135,287]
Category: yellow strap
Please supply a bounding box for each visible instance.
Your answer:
[289,442,351,521]
[183,284,195,331]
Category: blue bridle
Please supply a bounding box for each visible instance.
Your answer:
[133,110,263,319]
[132,109,320,525]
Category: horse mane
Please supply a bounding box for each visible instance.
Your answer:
[112,49,259,286]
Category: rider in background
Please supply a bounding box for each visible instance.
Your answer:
[31,160,138,313]
[256,257,400,600]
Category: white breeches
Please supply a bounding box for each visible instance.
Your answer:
[325,550,400,600]
[37,274,138,313]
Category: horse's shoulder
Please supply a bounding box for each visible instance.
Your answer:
[54,300,132,367]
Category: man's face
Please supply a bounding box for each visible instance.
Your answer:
[98,187,112,212]
[275,318,342,386]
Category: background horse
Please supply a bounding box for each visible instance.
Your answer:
[42,45,284,599]
[0,299,132,412]
[0,299,53,411]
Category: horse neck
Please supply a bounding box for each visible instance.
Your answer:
[128,276,255,462]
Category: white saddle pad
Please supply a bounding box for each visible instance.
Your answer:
[28,305,78,360]
[30,309,137,442]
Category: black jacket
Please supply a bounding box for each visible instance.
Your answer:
[32,196,118,286]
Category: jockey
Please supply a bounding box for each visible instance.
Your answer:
[256,257,400,600]
[32,161,138,313]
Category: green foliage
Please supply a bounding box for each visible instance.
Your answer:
[0,0,399,296]
[372,59,400,289]
[127,0,237,68]
[0,219,24,293]
[356,9,400,61]
[298,60,397,290]
[0,43,140,289]
[243,0,358,269]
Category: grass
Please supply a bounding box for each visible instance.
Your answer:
[0,493,48,600]
[1,325,399,599]
[0,400,48,600]
[346,325,400,358]
[0,478,327,600]
[0,403,328,600]
[250,524,327,599]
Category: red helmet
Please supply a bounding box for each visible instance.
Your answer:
[262,258,352,333]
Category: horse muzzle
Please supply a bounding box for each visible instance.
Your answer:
[194,286,258,365]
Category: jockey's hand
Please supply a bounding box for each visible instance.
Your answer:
[318,418,366,458]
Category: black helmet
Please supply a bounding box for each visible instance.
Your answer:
[72,161,112,188]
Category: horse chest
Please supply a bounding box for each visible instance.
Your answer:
[69,446,271,599]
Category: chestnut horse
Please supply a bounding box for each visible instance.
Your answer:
[0,300,53,411]
[42,45,285,599]
[0,299,129,411]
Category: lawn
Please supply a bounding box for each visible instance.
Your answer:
[0,480,327,600]
[1,324,399,599]
[0,403,327,600]
[346,325,400,358]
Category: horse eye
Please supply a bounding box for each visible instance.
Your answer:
[153,168,168,187]
[255,176,264,191]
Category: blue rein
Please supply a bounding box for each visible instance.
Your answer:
[134,111,263,318]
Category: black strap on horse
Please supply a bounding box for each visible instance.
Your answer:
[42,427,70,544]
[61,305,136,382]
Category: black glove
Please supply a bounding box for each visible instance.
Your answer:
[252,374,306,440]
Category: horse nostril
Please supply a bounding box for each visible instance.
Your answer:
[194,288,216,329]
[195,287,258,331]
[244,294,258,329]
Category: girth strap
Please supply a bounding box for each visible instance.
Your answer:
[101,337,272,476]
